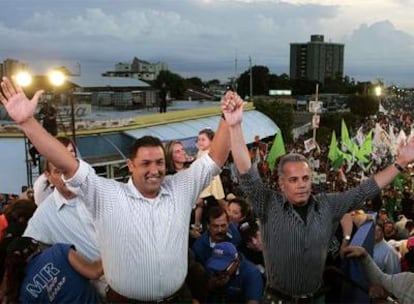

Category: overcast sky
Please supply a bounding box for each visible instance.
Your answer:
[0,0,413,86]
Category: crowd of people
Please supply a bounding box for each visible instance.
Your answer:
[1,75,414,303]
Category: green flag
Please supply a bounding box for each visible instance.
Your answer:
[356,130,373,164]
[266,131,286,170]
[341,119,354,153]
[328,130,344,170]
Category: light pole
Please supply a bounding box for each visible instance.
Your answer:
[15,71,35,187]
[48,70,76,145]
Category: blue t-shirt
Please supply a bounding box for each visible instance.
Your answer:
[20,243,100,304]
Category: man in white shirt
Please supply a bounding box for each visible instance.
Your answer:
[24,159,100,261]
[0,77,231,302]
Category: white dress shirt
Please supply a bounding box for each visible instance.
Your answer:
[65,154,220,300]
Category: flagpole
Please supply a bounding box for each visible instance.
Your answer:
[313,83,319,140]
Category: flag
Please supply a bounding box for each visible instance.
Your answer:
[328,130,344,170]
[355,126,365,146]
[341,119,353,153]
[266,131,286,171]
[373,123,391,147]
[356,130,372,164]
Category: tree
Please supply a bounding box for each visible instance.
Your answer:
[237,65,271,98]
[348,95,379,118]
[185,77,203,89]
[152,70,186,99]
[253,98,295,143]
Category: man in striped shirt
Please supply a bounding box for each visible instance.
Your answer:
[0,77,231,303]
[222,93,414,303]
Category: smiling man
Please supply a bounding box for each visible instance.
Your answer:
[222,91,414,304]
[0,77,231,303]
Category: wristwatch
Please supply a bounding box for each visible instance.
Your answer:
[343,235,351,242]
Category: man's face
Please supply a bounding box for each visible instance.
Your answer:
[208,213,229,243]
[127,146,166,198]
[278,161,312,206]
[45,163,76,199]
[375,225,384,243]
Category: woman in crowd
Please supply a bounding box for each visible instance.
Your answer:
[227,196,251,225]
[164,140,194,175]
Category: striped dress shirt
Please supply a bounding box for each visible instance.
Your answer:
[239,166,380,295]
[24,188,100,261]
[64,154,220,300]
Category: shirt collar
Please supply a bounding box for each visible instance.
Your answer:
[126,178,170,199]
[53,189,78,210]
[282,193,318,210]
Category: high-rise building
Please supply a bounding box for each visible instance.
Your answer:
[290,35,344,84]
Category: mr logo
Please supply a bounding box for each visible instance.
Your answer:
[26,263,60,298]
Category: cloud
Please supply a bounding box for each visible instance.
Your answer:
[343,20,414,85]
[0,0,413,85]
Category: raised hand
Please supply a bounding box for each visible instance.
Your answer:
[0,77,44,124]
[396,136,414,166]
[221,90,245,127]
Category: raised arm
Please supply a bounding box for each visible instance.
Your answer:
[0,77,78,178]
[209,96,231,167]
[221,92,251,174]
[374,137,414,189]
[68,249,103,280]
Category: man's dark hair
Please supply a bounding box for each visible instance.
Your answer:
[128,136,165,160]
[207,206,229,224]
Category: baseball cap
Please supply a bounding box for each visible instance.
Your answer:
[206,242,238,272]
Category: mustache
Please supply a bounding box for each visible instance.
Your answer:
[214,232,227,238]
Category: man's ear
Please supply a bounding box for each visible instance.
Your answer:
[126,159,134,173]
[44,170,51,182]
[278,177,284,191]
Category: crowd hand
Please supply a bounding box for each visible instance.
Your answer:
[0,77,44,124]
[221,90,245,126]
[341,245,368,259]
[396,137,414,165]
[207,274,230,290]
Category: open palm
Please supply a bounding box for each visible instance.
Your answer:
[0,77,43,124]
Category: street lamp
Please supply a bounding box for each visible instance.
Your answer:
[48,70,76,145]
[375,86,382,97]
[15,71,33,87]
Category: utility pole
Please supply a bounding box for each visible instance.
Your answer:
[249,55,253,101]
[234,53,238,91]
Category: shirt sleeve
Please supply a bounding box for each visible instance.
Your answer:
[23,204,53,245]
[242,264,264,302]
[239,165,279,221]
[361,255,414,302]
[321,177,381,222]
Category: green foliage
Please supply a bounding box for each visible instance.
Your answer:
[348,95,379,118]
[185,77,204,89]
[253,98,295,143]
[237,66,270,98]
[151,70,186,99]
